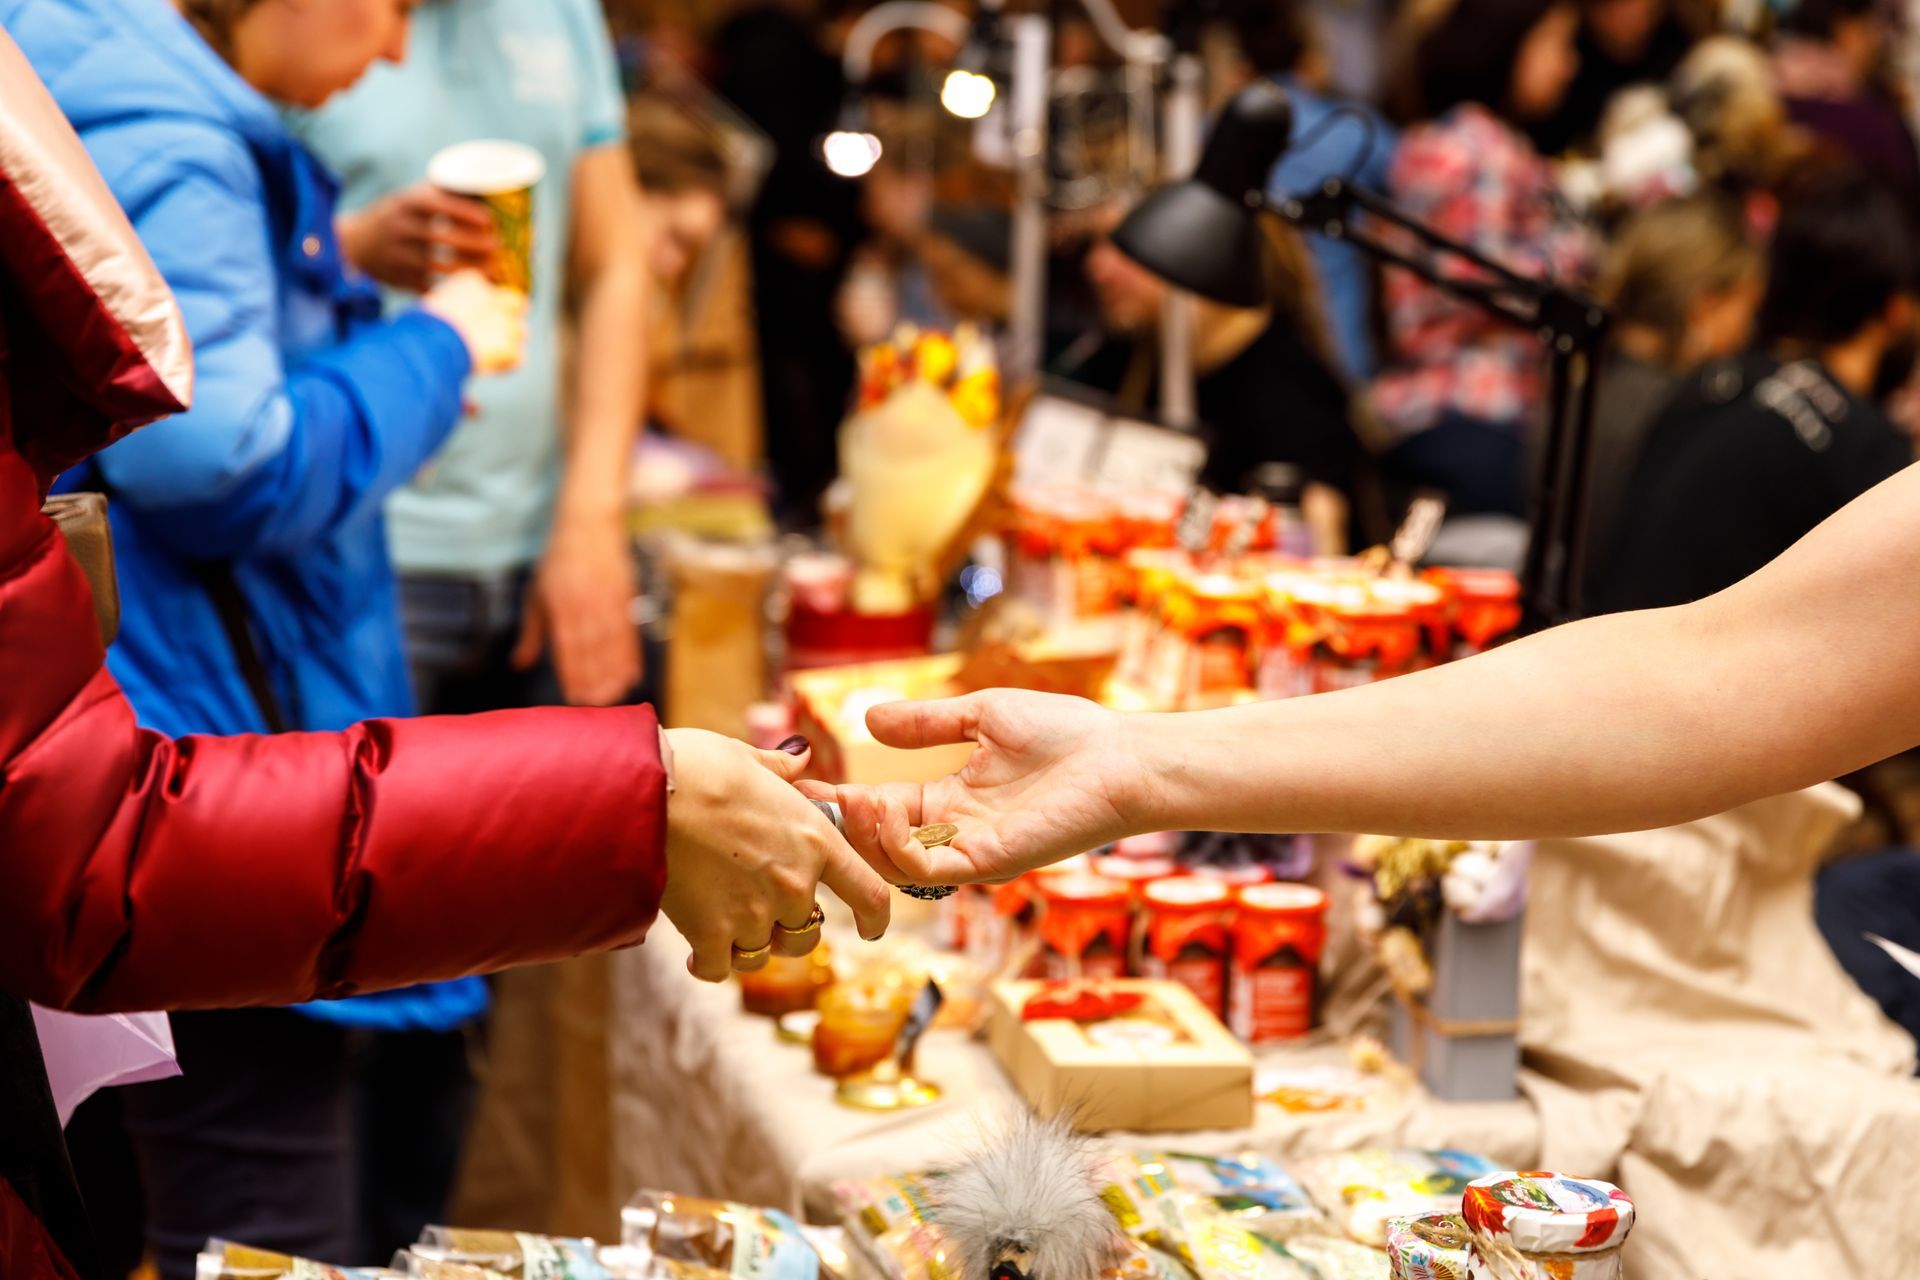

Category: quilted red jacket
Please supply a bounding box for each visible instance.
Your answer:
[1,30,672,1275]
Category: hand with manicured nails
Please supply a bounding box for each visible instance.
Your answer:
[663,730,891,982]
[807,690,1142,888]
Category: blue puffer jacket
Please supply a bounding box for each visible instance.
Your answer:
[8,0,485,1031]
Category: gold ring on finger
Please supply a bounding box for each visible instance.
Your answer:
[771,905,825,956]
[730,941,773,972]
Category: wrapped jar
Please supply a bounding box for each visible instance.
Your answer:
[1461,1173,1634,1279]
[738,946,834,1017]
[1138,877,1233,1017]
[813,976,914,1078]
[1153,573,1265,709]
[1389,1213,1472,1280]
[1228,883,1327,1043]
[1430,568,1522,658]
[1117,548,1190,690]
[1307,585,1431,693]
[1037,873,1133,981]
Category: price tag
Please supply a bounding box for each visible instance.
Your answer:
[893,980,945,1070]
[1091,417,1207,492]
[1012,396,1104,488]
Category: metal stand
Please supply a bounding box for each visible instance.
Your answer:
[1005,15,1052,384]
[1276,179,1609,631]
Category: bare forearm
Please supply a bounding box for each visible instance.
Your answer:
[560,255,648,523]
[1135,479,1920,839]
[560,146,650,526]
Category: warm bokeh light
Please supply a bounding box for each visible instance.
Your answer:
[940,68,996,119]
[822,129,883,177]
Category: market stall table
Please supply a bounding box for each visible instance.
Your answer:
[607,921,1541,1225]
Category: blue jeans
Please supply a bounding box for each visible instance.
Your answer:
[399,571,563,715]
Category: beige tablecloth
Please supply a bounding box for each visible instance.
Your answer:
[608,924,1539,1226]
[608,785,1920,1278]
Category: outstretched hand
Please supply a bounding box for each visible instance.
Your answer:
[807,690,1149,886]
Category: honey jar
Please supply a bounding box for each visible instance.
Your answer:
[1229,882,1328,1043]
[1036,872,1133,981]
[738,946,834,1018]
[812,975,914,1078]
[1138,876,1233,1018]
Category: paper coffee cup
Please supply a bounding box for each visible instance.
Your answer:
[427,139,545,295]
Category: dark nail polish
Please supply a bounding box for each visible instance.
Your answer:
[777,734,811,755]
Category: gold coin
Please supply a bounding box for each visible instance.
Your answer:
[913,823,959,848]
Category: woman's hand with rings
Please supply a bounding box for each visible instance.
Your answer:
[660,730,889,982]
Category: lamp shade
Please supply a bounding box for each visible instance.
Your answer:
[1111,81,1295,307]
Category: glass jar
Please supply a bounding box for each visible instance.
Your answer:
[738,946,834,1018]
[1430,567,1521,658]
[812,976,914,1078]
[1036,872,1133,981]
[1461,1173,1635,1278]
[1138,877,1233,1018]
[1229,882,1328,1043]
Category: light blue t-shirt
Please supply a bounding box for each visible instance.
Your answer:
[293,0,627,576]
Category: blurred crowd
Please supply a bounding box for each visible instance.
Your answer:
[9,0,1920,1275]
[735,0,1920,614]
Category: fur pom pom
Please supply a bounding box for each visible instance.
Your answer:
[934,1111,1127,1280]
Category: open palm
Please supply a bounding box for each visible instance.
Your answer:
[820,690,1145,885]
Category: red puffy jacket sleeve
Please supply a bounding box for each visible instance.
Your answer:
[0,448,671,1014]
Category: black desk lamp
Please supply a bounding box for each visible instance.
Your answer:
[1112,81,1608,633]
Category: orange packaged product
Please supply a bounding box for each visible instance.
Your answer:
[1036,872,1133,981]
[1153,573,1264,708]
[1057,500,1127,618]
[1255,570,1312,699]
[1117,548,1190,689]
[1430,567,1522,657]
[1138,877,1234,1018]
[1307,584,1431,693]
[1228,883,1328,1043]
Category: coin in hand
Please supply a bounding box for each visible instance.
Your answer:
[899,823,961,901]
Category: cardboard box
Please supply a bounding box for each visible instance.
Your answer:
[790,654,977,785]
[1386,912,1522,1103]
[988,980,1254,1133]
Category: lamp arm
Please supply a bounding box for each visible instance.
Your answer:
[842,1,974,84]
[1269,178,1609,632]
[1075,0,1171,64]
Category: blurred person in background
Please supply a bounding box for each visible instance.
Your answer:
[1534,0,1707,155]
[1220,0,1399,383]
[291,0,648,1259]
[712,1,865,527]
[1060,210,1373,551]
[1670,34,1816,196]
[5,0,530,1272]
[1580,193,1763,558]
[1372,0,1594,520]
[1771,0,1920,197]
[1587,165,1917,614]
